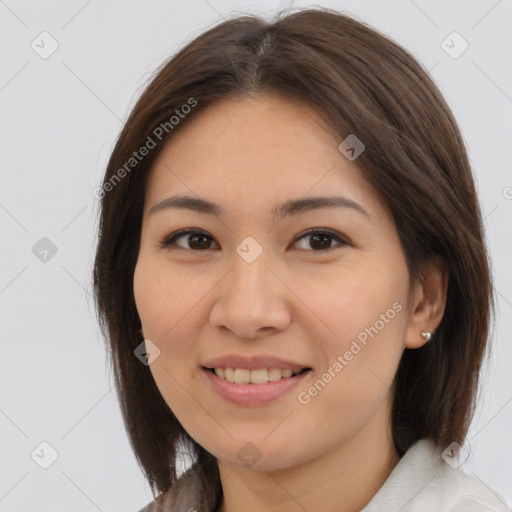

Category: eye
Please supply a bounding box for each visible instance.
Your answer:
[159,229,219,251]
[293,229,348,251]
[159,228,349,252]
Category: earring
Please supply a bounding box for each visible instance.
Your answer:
[421,331,431,341]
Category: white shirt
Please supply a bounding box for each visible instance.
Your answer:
[138,438,511,511]
[361,439,511,511]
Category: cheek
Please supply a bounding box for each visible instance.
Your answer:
[291,289,405,453]
[133,256,215,405]
[133,256,205,341]
[133,259,205,418]
[296,262,407,404]
[295,258,407,346]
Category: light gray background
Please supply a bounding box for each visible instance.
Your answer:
[1,0,511,510]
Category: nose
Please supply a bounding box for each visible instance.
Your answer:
[209,248,291,340]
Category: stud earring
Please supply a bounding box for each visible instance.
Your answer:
[421,331,432,341]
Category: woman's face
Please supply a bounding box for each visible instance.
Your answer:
[133,94,423,470]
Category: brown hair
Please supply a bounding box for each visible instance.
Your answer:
[92,6,494,504]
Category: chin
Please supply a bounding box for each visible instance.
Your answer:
[203,435,310,472]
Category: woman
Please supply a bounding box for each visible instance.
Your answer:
[92,7,510,512]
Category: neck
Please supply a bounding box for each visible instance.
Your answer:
[216,399,400,512]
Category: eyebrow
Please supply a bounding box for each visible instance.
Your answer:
[148,194,370,220]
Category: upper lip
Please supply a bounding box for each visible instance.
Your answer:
[202,354,311,372]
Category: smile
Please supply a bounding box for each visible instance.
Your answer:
[208,367,308,384]
[202,366,312,406]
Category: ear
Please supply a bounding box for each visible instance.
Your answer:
[404,257,448,349]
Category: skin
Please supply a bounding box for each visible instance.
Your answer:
[133,94,447,512]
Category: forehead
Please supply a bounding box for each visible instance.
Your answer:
[152,94,337,162]
[144,95,380,217]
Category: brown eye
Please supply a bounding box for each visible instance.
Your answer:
[160,228,348,252]
[294,229,348,251]
[160,230,219,251]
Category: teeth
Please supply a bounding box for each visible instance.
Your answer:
[268,368,282,381]
[213,367,301,384]
[250,368,269,384]
[234,368,250,384]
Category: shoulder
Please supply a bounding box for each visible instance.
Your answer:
[447,470,511,511]
[136,490,171,512]
[136,462,218,512]
[361,439,511,511]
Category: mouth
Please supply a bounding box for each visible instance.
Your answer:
[201,365,313,406]
[202,366,312,385]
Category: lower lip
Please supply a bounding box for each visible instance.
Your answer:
[201,368,312,406]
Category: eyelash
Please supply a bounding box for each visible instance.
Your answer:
[159,228,349,253]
